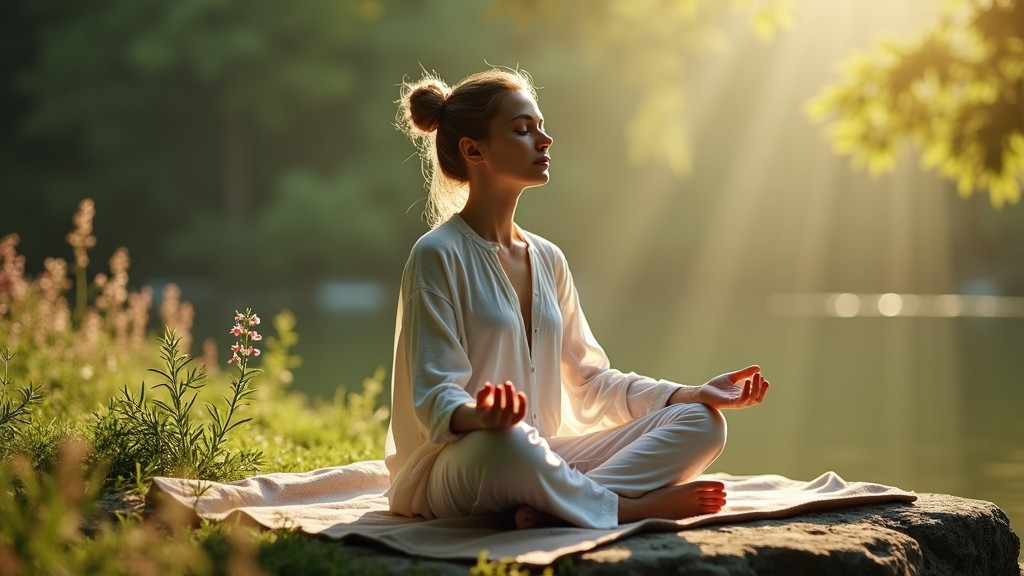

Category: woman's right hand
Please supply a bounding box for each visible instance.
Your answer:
[474,380,527,430]
[449,380,528,433]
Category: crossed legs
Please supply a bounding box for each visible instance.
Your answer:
[425,403,728,529]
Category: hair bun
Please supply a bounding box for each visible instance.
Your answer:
[406,79,449,134]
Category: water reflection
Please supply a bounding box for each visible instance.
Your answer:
[768,292,1024,318]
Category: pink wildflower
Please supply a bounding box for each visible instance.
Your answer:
[249,330,262,341]
[234,311,246,322]
[231,344,242,353]
[252,348,261,357]
[251,314,261,325]
[230,324,244,336]
[227,354,239,364]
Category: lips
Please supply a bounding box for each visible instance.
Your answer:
[534,156,551,165]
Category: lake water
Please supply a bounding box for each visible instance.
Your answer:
[188,285,1023,552]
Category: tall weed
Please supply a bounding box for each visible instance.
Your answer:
[0,199,187,419]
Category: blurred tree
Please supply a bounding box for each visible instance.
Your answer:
[494,0,796,176]
[168,167,401,278]
[7,0,383,276]
[807,0,1024,208]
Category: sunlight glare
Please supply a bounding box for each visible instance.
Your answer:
[830,292,860,317]
[877,293,903,317]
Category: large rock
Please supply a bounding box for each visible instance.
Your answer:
[347,493,1021,575]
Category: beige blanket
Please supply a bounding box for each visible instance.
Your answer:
[152,461,917,565]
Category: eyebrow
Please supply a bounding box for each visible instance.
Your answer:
[508,113,543,123]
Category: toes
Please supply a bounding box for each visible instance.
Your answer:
[514,506,535,530]
[514,505,566,529]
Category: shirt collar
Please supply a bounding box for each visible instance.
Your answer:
[450,213,532,253]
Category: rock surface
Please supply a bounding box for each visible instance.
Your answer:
[343,493,1021,576]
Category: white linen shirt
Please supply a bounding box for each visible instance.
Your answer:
[384,214,686,518]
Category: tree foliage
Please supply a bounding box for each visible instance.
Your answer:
[807,0,1024,207]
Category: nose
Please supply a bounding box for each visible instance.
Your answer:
[538,129,553,151]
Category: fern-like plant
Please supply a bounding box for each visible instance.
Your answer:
[0,346,44,455]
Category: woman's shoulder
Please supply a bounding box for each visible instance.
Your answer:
[408,222,448,248]
[407,218,466,258]
[402,218,480,286]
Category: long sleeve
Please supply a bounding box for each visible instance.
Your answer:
[402,286,474,445]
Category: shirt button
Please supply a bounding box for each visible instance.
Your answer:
[530,367,536,373]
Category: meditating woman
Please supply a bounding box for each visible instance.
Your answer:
[385,68,769,529]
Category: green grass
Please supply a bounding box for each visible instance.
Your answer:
[0,307,395,575]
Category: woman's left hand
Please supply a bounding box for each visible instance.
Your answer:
[694,365,769,410]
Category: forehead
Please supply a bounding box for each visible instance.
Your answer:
[497,90,542,121]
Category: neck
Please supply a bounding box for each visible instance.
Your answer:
[459,179,524,249]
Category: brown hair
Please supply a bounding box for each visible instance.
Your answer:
[397,68,538,228]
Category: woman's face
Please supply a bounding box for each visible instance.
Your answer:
[477,90,554,188]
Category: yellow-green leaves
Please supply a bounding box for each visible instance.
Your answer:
[807,0,1024,207]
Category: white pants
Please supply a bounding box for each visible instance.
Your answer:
[425,402,727,529]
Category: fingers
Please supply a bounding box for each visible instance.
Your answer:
[723,366,771,408]
[476,382,495,408]
[502,380,516,412]
[476,381,526,429]
[738,373,771,407]
[514,391,528,422]
[739,379,753,404]
[755,374,769,403]
[727,365,760,384]
[744,373,769,406]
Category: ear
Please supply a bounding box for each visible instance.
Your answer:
[459,136,487,166]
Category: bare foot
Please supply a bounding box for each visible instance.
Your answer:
[617,480,727,524]
[514,505,569,530]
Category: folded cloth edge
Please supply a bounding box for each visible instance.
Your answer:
[150,462,919,566]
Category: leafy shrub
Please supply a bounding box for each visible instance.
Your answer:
[92,313,264,487]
